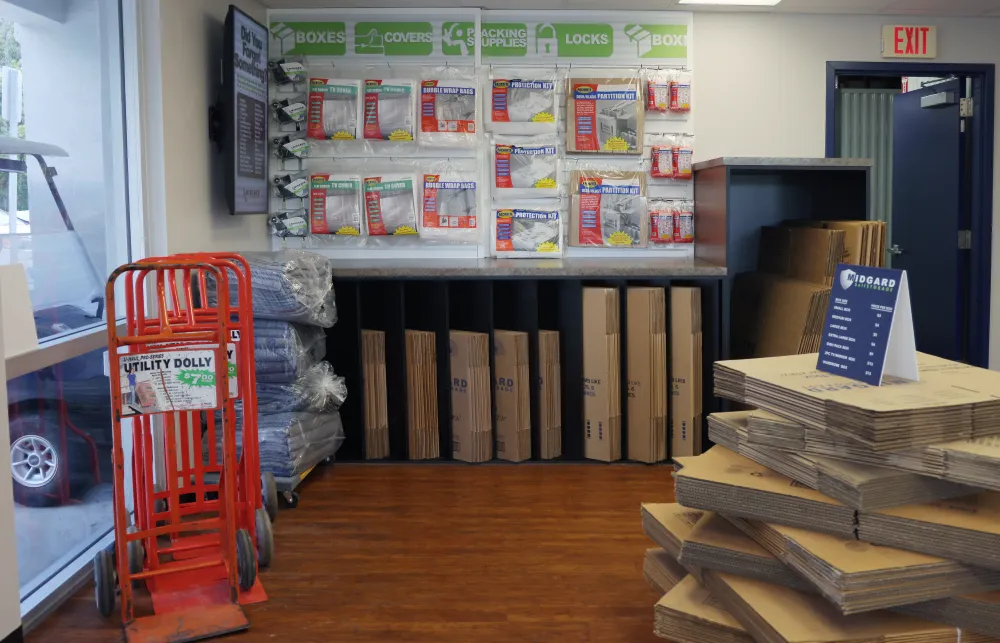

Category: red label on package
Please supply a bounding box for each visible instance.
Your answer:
[420,80,476,134]
[651,146,674,178]
[422,174,477,229]
[494,145,513,188]
[572,84,599,152]
[650,206,675,244]
[675,204,694,243]
[363,81,383,140]
[310,173,331,234]
[492,81,511,123]
[674,146,694,180]
[577,177,604,245]
[364,177,387,236]
[307,79,328,140]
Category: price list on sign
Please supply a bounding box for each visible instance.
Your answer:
[817,264,918,386]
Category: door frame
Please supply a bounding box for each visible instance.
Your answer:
[826,61,995,368]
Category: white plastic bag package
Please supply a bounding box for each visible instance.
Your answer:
[493,203,564,258]
[363,79,417,142]
[570,166,648,247]
[421,163,479,243]
[492,134,560,200]
[648,198,676,245]
[488,68,558,134]
[420,67,478,148]
[307,78,362,140]
[309,173,364,237]
[362,173,420,237]
[644,69,672,114]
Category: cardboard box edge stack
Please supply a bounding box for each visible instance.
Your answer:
[539,330,562,460]
[362,329,389,460]
[627,287,667,463]
[450,330,492,463]
[405,329,439,461]
[583,287,621,462]
[671,286,702,458]
[494,329,531,462]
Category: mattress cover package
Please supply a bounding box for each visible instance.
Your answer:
[420,76,477,147]
[363,79,416,141]
[571,169,648,247]
[492,136,559,199]
[494,207,563,257]
[309,174,363,236]
[421,171,478,241]
[489,71,558,134]
[567,77,644,154]
[363,174,419,235]
[307,78,361,140]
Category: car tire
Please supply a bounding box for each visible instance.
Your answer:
[9,413,65,507]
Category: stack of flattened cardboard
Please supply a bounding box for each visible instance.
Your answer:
[758,226,846,287]
[450,330,492,463]
[674,446,857,538]
[644,548,688,595]
[494,330,531,462]
[731,272,831,357]
[797,220,887,268]
[627,287,667,463]
[405,330,439,460]
[362,329,389,460]
[671,287,702,457]
[896,591,1000,639]
[728,516,1000,614]
[709,411,976,511]
[583,288,621,462]
[539,330,562,460]
[656,575,754,643]
[640,502,702,561]
[714,352,1000,450]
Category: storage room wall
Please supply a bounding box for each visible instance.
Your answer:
[692,12,1000,369]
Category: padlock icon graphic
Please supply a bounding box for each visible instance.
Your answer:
[536,23,558,56]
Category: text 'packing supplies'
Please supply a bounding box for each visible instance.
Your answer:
[307,78,361,141]
[488,69,558,135]
[309,174,363,236]
[492,207,563,257]
[492,135,560,199]
[363,174,418,236]
[571,169,647,248]
[567,77,644,155]
[363,79,416,142]
[421,169,478,243]
[419,69,477,148]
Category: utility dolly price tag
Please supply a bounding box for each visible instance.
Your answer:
[817,264,918,386]
[119,348,236,417]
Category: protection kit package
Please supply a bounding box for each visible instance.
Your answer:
[420,71,478,147]
[307,78,361,140]
[492,135,559,198]
[270,209,308,238]
[493,207,563,257]
[421,170,478,241]
[363,79,417,141]
[489,70,558,134]
[363,174,419,235]
[566,76,644,154]
[272,94,307,125]
[310,174,363,236]
[570,169,647,247]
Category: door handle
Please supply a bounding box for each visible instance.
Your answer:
[888,244,904,256]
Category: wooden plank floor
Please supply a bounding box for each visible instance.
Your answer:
[29,463,675,643]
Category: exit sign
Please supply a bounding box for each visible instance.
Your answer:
[882,25,937,58]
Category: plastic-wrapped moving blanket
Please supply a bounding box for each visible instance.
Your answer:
[207,251,337,327]
[257,362,348,414]
[259,412,345,478]
[253,319,327,383]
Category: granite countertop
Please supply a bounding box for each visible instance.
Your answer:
[328,257,726,279]
[693,157,874,171]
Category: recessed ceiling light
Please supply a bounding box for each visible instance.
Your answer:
[678,0,782,5]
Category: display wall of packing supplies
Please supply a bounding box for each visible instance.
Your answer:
[266,9,693,260]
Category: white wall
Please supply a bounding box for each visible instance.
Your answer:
[145,0,271,256]
[693,12,1000,368]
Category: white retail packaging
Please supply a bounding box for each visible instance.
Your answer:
[307,78,362,140]
[570,168,648,247]
[363,79,417,142]
[421,167,478,242]
[493,206,564,257]
[488,69,558,134]
[420,68,478,148]
[309,174,364,236]
[363,174,419,235]
[491,135,560,199]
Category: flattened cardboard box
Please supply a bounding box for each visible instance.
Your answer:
[671,287,702,458]
[450,330,492,463]
[644,547,689,595]
[583,288,620,462]
[730,273,831,358]
[656,575,753,643]
[362,329,389,460]
[405,330,439,460]
[539,330,562,459]
[627,288,667,463]
[494,330,531,462]
[758,226,845,287]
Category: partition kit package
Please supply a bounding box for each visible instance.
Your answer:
[310,174,363,235]
[363,174,419,235]
[492,137,559,198]
[571,169,647,247]
[494,207,562,257]
[420,77,477,146]
[567,77,644,154]
[421,171,478,238]
[489,74,557,134]
[307,78,361,140]
[363,79,416,141]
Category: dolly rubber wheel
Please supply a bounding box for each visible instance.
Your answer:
[255,508,274,568]
[235,528,256,592]
[282,490,299,509]
[94,549,116,618]
[262,472,278,522]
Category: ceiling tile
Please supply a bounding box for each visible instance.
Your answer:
[882,0,1000,15]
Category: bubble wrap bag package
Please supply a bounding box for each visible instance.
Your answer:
[307,78,362,140]
[363,174,419,236]
[309,173,364,236]
[492,135,559,199]
[570,168,648,247]
[566,76,644,154]
[363,79,416,142]
[493,206,563,258]
[421,169,478,242]
[420,70,478,148]
[488,69,557,134]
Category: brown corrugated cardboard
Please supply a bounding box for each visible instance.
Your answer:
[583,288,621,462]
[450,331,492,463]
[362,329,389,460]
[644,547,688,595]
[405,330,439,460]
[731,273,832,358]
[640,503,704,561]
[896,591,1000,640]
[494,330,531,462]
[655,575,753,643]
[539,330,562,460]
[627,288,667,463]
[758,226,846,287]
[671,287,702,458]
